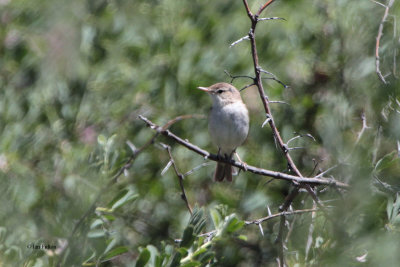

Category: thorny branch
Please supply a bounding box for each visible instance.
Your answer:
[139,115,349,189]
[245,208,319,225]
[239,1,331,265]
[374,0,395,84]
[162,143,193,214]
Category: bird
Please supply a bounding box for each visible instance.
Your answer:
[197,82,249,182]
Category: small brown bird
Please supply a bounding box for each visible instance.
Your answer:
[197,83,249,181]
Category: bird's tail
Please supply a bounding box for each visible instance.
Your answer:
[214,162,232,182]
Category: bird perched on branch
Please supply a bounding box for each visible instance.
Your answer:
[197,83,249,182]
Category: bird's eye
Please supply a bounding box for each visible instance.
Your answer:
[216,89,224,94]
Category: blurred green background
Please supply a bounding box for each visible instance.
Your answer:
[1,0,400,266]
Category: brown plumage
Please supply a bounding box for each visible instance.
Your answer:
[197,82,249,182]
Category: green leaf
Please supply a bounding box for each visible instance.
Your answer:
[169,251,182,267]
[198,251,215,263]
[135,248,151,267]
[102,246,129,261]
[238,235,248,241]
[181,261,201,267]
[387,196,394,220]
[226,217,244,233]
[177,247,188,258]
[192,247,207,258]
[82,252,96,266]
[90,219,103,229]
[146,245,161,267]
[180,225,195,248]
[187,206,206,235]
[375,151,398,173]
[108,188,138,211]
[103,238,117,255]
[221,214,244,234]
[210,208,222,229]
[87,229,106,238]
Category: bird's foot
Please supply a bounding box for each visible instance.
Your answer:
[234,151,248,171]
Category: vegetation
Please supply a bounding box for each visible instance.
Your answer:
[1,0,399,266]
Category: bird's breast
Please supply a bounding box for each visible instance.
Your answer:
[208,101,249,155]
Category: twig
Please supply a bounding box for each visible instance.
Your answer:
[183,162,214,176]
[355,112,371,144]
[224,70,255,83]
[259,67,288,88]
[240,83,256,91]
[270,100,290,106]
[230,35,250,47]
[241,0,301,178]
[162,143,193,214]
[258,17,286,22]
[287,133,316,145]
[375,0,395,84]
[139,115,349,188]
[257,0,276,16]
[370,0,388,8]
[305,203,317,260]
[245,208,318,225]
[315,165,338,178]
[241,0,325,217]
[276,215,286,267]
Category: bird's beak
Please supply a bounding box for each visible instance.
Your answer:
[197,86,210,93]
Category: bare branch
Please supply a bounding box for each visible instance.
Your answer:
[240,83,256,91]
[224,70,255,83]
[183,162,214,176]
[270,100,290,106]
[242,0,254,19]
[276,216,286,267]
[287,133,316,146]
[245,208,319,225]
[305,203,317,260]
[375,0,395,84]
[315,165,338,178]
[230,35,250,47]
[287,146,305,151]
[139,115,349,188]
[258,17,286,22]
[256,0,276,17]
[259,67,288,88]
[163,144,193,214]
[355,112,371,144]
[370,0,388,8]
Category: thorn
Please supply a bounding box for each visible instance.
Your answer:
[287,146,305,151]
[258,223,264,236]
[262,114,272,128]
[257,17,286,22]
[161,160,173,176]
[270,100,290,106]
[230,35,250,47]
[159,143,169,149]
[398,140,400,158]
[126,140,137,153]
